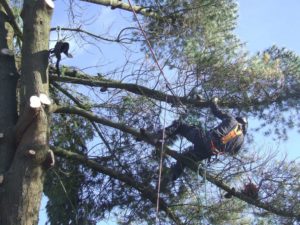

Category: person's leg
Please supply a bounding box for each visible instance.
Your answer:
[140,120,204,144]
[169,146,196,181]
[160,144,212,192]
[160,146,194,190]
[175,123,204,143]
[142,120,183,143]
[157,120,203,142]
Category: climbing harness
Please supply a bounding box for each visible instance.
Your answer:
[210,124,243,156]
[221,124,243,144]
[210,140,223,156]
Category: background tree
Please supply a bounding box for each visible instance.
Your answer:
[0,0,299,224]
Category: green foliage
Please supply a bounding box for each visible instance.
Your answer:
[44,89,98,224]
[45,90,165,224]
[42,1,300,224]
[135,0,239,69]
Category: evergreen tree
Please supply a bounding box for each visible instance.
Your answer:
[0,0,299,224]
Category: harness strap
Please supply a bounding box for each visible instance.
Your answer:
[221,124,243,144]
[210,140,224,156]
[209,124,243,155]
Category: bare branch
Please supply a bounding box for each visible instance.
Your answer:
[49,71,210,108]
[80,0,157,17]
[50,26,142,44]
[52,104,300,219]
[50,67,300,110]
[166,149,300,219]
[52,105,143,138]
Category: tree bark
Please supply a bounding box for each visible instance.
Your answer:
[0,4,18,174]
[0,1,53,224]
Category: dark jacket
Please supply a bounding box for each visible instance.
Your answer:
[209,102,244,155]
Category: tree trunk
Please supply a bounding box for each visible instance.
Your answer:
[0,5,18,174]
[0,1,53,224]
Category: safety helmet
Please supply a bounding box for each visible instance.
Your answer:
[236,116,248,134]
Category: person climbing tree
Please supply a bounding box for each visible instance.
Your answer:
[49,41,72,77]
[143,97,248,189]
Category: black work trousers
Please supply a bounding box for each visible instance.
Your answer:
[166,121,212,181]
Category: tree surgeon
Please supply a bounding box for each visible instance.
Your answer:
[143,98,248,189]
[49,41,72,76]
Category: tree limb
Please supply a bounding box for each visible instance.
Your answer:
[0,0,23,39]
[52,146,184,225]
[51,82,131,173]
[166,149,300,219]
[80,0,157,17]
[50,27,142,43]
[50,69,300,110]
[52,105,143,138]
[52,105,300,219]
[49,71,210,108]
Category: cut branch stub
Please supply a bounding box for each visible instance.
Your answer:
[26,149,36,157]
[45,0,55,9]
[43,149,55,169]
[0,48,14,56]
[39,93,51,105]
[0,175,3,184]
[30,96,42,108]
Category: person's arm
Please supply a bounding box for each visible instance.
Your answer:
[210,97,233,120]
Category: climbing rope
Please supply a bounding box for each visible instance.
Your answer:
[126,0,189,223]
[127,0,187,114]
[56,26,61,41]
[155,99,168,224]
[197,160,209,225]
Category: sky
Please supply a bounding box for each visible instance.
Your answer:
[39,1,300,224]
[235,0,300,161]
[236,0,300,55]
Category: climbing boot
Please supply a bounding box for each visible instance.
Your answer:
[139,120,182,144]
[139,128,164,144]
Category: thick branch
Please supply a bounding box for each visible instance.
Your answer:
[0,0,23,39]
[53,105,300,219]
[51,70,300,110]
[50,27,119,43]
[166,149,300,219]
[51,82,132,173]
[80,0,157,17]
[53,105,143,138]
[50,72,209,108]
[52,146,184,225]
